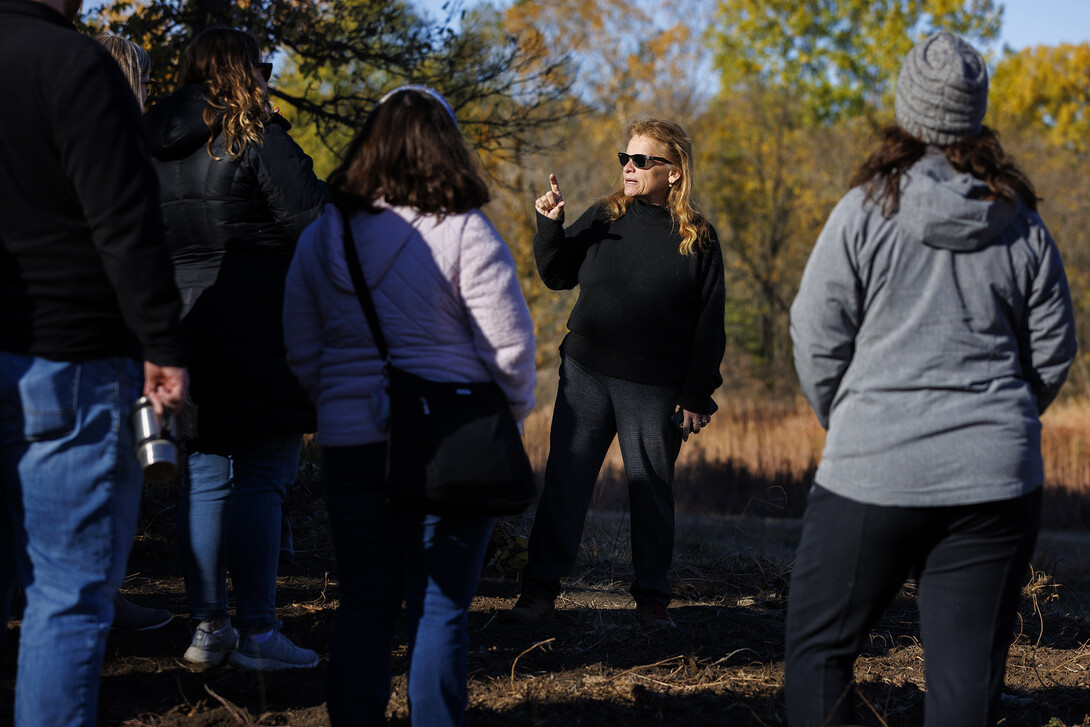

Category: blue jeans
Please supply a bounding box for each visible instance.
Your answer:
[523,356,682,605]
[0,353,144,727]
[177,434,301,628]
[321,444,493,727]
[785,484,1042,727]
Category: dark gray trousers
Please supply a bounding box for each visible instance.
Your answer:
[785,484,1041,727]
[522,356,683,605]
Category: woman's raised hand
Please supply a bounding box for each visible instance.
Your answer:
[534,173,565,220]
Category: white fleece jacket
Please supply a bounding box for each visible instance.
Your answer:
[284,202,536,447]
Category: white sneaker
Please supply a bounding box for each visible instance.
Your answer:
[229,629,319,671]
[183,621,239,664]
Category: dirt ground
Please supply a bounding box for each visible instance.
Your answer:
[3,489,1090,726]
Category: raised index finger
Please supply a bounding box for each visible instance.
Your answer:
[549,173,562,196]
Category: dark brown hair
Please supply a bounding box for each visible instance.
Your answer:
[328,88,490,216]
[851,125,1038,216]
[179,27,269,161]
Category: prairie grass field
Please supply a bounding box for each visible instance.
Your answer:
[534,395,1090,530]
[2,397,1088,726]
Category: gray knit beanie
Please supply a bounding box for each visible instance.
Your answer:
[895,31,988,145]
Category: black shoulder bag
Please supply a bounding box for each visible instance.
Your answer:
[339,207,537,517]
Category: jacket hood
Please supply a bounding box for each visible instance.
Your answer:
[144,85,212,161]
[896,147,1021,252]
[145,85,293,162]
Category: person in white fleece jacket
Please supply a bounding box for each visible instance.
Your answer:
[283,86,535,727]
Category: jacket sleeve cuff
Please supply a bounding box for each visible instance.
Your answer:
[143,343,190,369]
[536,210,564,228]
[677,391,714,414]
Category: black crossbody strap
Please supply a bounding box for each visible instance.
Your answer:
[338,205,391,364]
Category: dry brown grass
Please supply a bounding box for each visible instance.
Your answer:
[524,395,1090,529]
[1038,401,1090,530]
[524,396,824,483]
[70,402,1090,727]
[1042,402,1090,484]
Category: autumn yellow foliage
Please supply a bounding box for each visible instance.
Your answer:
[991,43,1090,155]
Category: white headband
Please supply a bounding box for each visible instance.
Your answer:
[377,85,457,126]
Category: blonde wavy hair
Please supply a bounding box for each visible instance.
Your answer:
[179,27,269,161]
[601,118,711,255]
[94,33,151,108]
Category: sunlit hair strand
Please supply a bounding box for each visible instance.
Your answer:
[94,33,150,108]
[179,26,269,161]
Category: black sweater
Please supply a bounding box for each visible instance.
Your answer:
[534,199,725,413]
[0,1,187,366]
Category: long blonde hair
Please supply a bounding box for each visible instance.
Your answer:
[179,27,269,161]
[94,33,150,108]
[601,118,711,255]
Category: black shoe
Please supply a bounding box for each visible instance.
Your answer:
[510,592,555,622]
[113,595,172,631]
[636,601,675,630]
[280,514,295,565]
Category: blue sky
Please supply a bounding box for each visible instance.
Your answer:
[406,0,1090,50]
[999,0,1090,49]
[82,0,1090,50]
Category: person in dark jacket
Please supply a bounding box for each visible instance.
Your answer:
[511,118,726,629]
[94,30,179,634]
[144,25,327,671]
[786,32,1077,727]
[0,1,188,723]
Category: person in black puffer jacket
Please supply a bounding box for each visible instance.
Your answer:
[144,25,327,671]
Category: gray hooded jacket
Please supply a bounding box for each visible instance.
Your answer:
[791,148,1076,507]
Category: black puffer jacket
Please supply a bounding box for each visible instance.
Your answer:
[145,85,327,454]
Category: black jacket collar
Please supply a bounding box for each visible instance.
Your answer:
[0,0,74,28]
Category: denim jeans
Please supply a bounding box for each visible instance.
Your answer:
[177,434,301,628]
[523,356,682,605]
[0,353,144,727]
[785,484,1042,727]
[321,444,493,727]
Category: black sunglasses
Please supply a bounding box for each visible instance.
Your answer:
[256,62,273,81]
[143,79,159,94]
[618,152,672,169]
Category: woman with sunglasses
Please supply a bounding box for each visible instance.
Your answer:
[144,26,327,670]
[512,118,725,629]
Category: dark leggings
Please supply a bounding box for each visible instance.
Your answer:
[523,355,683,605]
[785,484,1041,727]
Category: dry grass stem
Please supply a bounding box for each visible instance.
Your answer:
[203,685,248,724]
[509,638,556,689]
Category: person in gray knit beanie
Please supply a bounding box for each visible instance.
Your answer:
[785,25,1077,727]
[895,30,988,145]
